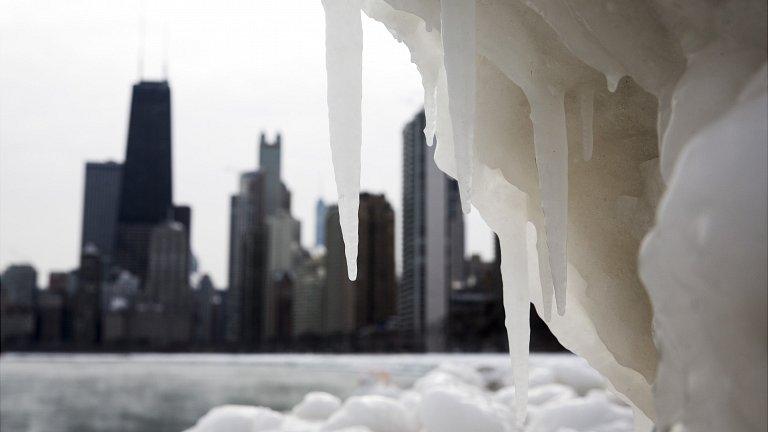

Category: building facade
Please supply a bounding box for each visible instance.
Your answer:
[227,133,295,348]
[400,110,465,350]
[81,161,122,264]
[115,80,173,285]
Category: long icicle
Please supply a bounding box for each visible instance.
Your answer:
[440,0,476,214]
[322,0,363,280]
[530,89,569,315]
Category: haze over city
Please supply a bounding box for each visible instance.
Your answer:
[0,0,494,286]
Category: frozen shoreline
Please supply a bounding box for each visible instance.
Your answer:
[177,353,635,432]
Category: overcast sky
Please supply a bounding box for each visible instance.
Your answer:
[0,0,493,287]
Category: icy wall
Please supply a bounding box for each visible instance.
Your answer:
[322,0,767,429]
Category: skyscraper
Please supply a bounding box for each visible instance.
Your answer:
[323,205,355,336]
[263,209,301,342]
[323,194,396,338]
[81,161,122,263]
[115,80,173,284]
[315,199,327,248]
[226,171,266,346]
[143,221,192,345]
[401,110,465,351]
[293,251,325,338]
[355,193,396,329]
[0,264,38,347]
[72,246,102,345]
[0,264,37,308]
[226,133,293,347]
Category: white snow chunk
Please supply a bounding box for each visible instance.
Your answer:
[420,386,518,432]
[321,395,419,432]
[527,393,634,432]
[291,391,342,421]
[184,405,283,432]
[527,383,577,407]
[551,357,606,395]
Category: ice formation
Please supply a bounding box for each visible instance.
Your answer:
[322,0,767,429]
[322,0,363,280]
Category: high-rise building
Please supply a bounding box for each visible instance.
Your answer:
[115,80,173,285]
[263,209,301,342]
[81,161,122,264]
[0,264,37,308]
[0,264,38,347]
[72,246,102,345]
[355,193,396,329]
[36,289,65,345]
[36,271,71,345]
[101,271,139,345]
[193,274,215,344]
[401,110,465,351]
[226,171,266,346]
[315,199,327,248]
[227,133,293,348]
[293,251,325,338]
[323,205,355,336]
[136,221,192,346]
[259,133,287,216]
[323,194,397,338]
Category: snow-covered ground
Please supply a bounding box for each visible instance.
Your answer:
[185,354,635,432]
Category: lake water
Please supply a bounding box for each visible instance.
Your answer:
[0,353,511,432]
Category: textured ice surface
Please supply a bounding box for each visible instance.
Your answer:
[440,0,476,214]
[323,1,767,430]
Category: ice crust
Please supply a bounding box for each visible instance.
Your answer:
[322,0,767,430]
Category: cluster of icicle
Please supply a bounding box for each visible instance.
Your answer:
[322,0,767,430]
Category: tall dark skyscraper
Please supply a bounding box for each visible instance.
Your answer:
[356,193,396,329]
[115,81,173,284]
[401,110,465,351]
[81,161,122,262]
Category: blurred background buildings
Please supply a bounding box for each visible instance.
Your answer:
[0,78,563,353]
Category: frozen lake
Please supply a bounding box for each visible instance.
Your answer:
[0,353,516,432]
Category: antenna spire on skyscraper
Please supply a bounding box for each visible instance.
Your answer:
[161,20,169,81]
[137,12,146,80]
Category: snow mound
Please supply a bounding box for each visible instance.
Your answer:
[321,395,419,432]
[291,392,342,421]
[184,405,283,432]
[420,385,517,432]
[527,393,633,432]
[189,357,647,432]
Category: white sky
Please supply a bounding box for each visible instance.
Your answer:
[0,0,493,287]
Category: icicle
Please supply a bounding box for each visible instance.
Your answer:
[472,167,531,425]
[578,86,594,161]
[500,229,531,426]
[440,0,475,214]
[606,74,621,93]
[424,83,438,146]
[530,89,568,315]
[322,0,363,280]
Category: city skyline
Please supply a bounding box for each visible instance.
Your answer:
[1,90,562,353]
[0,0,494,286]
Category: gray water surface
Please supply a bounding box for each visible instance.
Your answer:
[1,353,508,432]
